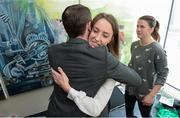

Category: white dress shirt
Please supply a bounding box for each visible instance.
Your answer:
[67,79,116,116]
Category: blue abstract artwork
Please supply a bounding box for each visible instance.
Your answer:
[0,0,66,96]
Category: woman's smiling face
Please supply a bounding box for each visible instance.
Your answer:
[88,18,113,47]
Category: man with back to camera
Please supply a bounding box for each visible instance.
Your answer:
[47,4,141,117]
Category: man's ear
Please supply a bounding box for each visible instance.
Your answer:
[87,21,92,32]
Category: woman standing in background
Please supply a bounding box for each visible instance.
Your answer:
[125,15,169,117]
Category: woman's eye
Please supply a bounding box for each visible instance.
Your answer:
[103,33,110,38]
[92,28,98,33]
[103,35,109,38]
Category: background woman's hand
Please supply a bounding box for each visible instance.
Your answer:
[51,67,71,93]
[142,94,154,106]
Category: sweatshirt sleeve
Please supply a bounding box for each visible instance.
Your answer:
[154,48,169,85]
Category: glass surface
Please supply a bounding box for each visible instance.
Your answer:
[81,0,172,65]
[1,0,178,100]
[36,0,79,19]
[162,0,180,100]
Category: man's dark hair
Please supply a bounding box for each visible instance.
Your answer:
[62,4,92,38]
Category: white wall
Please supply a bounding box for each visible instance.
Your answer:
[0,86,53,117]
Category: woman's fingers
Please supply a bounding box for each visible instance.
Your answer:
[51,67,71,92]
[51,68,61,82]
[58,67,64,75]
[51,68,59,75]
[58,67,69,81]
[51,67,69,83]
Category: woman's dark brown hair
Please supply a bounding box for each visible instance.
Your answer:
[139,15,160,42]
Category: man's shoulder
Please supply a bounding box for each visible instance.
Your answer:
[86,46,108,56]
[48,43,64,51]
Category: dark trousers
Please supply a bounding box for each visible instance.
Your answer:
[125,90,153,117]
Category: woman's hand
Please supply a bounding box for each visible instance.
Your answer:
[142,94,154,106]
[142,85,161,106]
[51,67,71,93]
